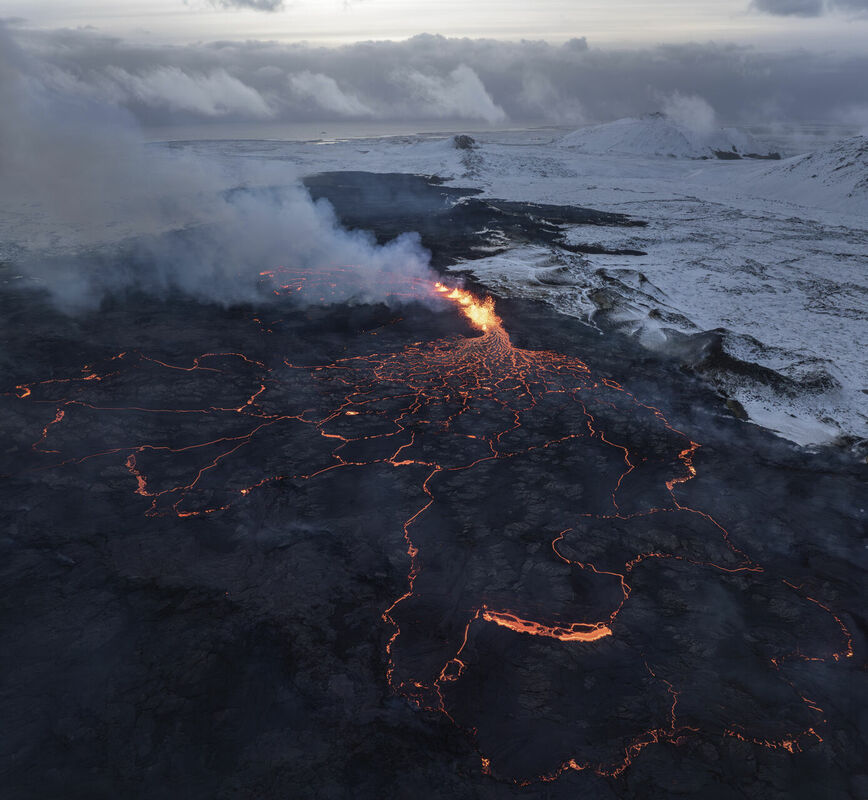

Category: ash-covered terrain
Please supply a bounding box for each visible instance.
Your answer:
[1,175,865,800]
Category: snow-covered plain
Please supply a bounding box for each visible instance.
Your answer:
[32,123,868,447]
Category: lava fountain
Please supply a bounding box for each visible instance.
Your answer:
[434,282,501,333]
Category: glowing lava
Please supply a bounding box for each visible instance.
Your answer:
[480,607,612,642]
[9,268,855,787]
[434,282,501,333]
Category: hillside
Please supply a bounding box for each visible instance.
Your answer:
[560,114,775,160]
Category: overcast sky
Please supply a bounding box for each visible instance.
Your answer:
[4,0,867,49]
[3,1,867,130]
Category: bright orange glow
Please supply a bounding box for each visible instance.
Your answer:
[10,266,854,787]
[481,607,612,642]
[434,282,501,333]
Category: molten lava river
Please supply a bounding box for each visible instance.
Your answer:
[10,269,856,788]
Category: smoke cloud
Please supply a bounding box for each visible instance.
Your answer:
[288,70,373,116]
[106,66,274,118]
[399,64,507,124]
[839,103,868,134]
[0,25,433,311]
[659,92,717,136]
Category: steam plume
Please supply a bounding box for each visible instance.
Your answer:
[0,24,433,311]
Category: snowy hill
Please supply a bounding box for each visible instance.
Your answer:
[739,135,868,216]
[559,114,773,160]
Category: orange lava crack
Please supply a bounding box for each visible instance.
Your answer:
[10,267,854,785]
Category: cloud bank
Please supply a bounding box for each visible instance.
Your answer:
[7,28,866,128]
[752,0,868,15]
[209,0,285,11]
[752,0,825,15]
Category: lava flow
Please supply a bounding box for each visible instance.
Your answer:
[433,282,500,332]
[9,267,855,786]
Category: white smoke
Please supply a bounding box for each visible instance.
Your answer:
[839,103,868,134]
[0,25,433,311]
[288,70,374,117]
[518,72,586,125]
[660,92,718,136]
[106,66,274,118]
[398,65,507,124]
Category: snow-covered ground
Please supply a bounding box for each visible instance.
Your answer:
[13,121,868,447]
[558,113,772,159]
[173,123,865,448]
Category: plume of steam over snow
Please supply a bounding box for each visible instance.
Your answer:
[840,103,868,133]
[399,65,507,124]
[288,71,374,117]
[518,72,585,125]
[0,35,212,247]
[0,26,433,311]
[32,59,273,121]
[659,92,717,136]
[115,187,430,312]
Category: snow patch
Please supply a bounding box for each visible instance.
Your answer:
[559,114,769,160]
[735,135,868,217]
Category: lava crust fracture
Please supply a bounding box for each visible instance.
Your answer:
[10,269,856,788]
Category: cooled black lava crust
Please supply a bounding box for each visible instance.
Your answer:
[0,175,864,800]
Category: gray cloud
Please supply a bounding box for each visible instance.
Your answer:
[209,0,285,11]
[752,0,824,15]
[288,70,373,116]
[6,28,868,128]
[752,0,868,15]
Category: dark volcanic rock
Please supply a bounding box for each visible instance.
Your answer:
[453,135,477,150]
[0,181,864,800]
[302,172,647,266]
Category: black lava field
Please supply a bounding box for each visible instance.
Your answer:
[1,174,864,800]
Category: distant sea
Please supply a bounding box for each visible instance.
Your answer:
[144,120,863,157]
[142,119,557,145]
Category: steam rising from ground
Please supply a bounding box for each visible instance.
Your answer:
[659,92,718,137]
[400,65,507,124]
[0,25,433,311]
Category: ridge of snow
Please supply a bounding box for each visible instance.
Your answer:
[735,135,868,216]
[559,115,765,160]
